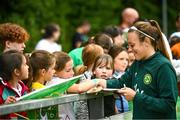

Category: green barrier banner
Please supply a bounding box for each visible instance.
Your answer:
[19,75,82,119]
[17,75,83,100]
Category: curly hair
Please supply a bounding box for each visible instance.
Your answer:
[0,23,30,47]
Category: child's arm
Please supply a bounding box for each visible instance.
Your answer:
[67,79,98,93]
[115,105,119,114]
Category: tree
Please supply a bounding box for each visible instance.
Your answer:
[0,0,179,52]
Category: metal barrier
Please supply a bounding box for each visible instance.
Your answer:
[0,93,132,119]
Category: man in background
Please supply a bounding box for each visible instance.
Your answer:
[119,7,139,32]
[72,20,91,49]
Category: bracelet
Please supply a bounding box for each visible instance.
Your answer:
[92,79,99,86]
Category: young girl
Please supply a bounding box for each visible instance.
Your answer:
[47,51,98,93]
[45,51,75,120]
[26,50,56,119]
[99,20,178,119]
[74,44,104,119]
[109,45,129,113]
[46,51,74,86]
[92,54,115,117]
[75,44,104,79]
[27,50,55,91]
[0,50,29,119]
[109,45,129,79]
[46,51,100,120]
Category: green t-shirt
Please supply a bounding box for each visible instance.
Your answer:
[68,47,83,67]
[107,52,178,119]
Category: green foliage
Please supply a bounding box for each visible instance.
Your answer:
[0,0,179,52]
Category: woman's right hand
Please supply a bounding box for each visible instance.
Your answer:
[4,96,16,104]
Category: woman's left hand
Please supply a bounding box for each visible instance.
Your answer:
[117,87,136,101]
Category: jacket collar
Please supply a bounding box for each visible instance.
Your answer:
[0,77,28,97]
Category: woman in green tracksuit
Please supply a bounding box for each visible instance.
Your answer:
[99,20,178,119]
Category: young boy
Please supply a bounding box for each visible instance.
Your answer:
[0,23,30,52]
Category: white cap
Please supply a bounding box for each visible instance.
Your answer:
[170,32,180,39]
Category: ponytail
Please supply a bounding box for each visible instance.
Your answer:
[74,65,87,76]
[149,20,171,61]
[26,54,34,91]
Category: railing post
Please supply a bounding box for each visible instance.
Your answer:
[88,96,104,119]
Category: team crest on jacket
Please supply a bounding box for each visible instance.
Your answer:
[143,74,152,85]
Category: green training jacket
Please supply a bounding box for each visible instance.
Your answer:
[107,52,178,119]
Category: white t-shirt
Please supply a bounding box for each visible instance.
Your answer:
[46,77,66,86]
[35,39,62,53]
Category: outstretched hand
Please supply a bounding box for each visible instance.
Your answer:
[117,87,136,101]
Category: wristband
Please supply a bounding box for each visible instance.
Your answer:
[92,79,99,86]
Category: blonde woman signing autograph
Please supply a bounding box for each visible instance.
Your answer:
[97,20,178,119]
